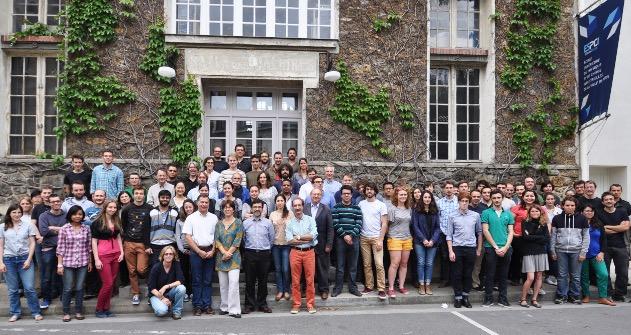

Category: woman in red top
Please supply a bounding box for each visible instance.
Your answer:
[509,190,542,286]
[91,200,124,318]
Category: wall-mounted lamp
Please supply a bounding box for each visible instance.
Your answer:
[158,66,176,79]
[323,53,340,82]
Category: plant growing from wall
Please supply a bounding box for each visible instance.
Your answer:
[373,11,402,33]
[55,0,136,137]
[329,61,392,156]
[118,0,137,19]
[9,22,60,45]
[139,20,178,82]
[397,103,415,130]
[158,77,203,165]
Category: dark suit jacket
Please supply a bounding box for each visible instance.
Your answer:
[304,202,334,254]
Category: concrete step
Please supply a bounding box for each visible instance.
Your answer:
[0,282,562,316]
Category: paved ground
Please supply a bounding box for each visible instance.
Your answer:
[0,302,628,334]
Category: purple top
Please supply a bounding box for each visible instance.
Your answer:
[56,223,92,268]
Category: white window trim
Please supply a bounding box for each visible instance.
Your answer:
[12,0,65,32]
[166,0,338,39]
[5,53,65,157]
[429,0,484,49]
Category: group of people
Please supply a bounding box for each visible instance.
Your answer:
[1,146,630,322]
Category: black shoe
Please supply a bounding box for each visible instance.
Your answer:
[482,297,494,307]
[473,286,484,292]
[229,314,241,318]
[349,290,362,297]
[439,281,451,288]
[568,296,582,304]
[331,291,341,298]
[497,299,510,307]
[554,296,566,304]
[219,310,229,315]
[612,295,626,302]
[241,307,252,315]
[462,297,472,308]
[454,299,462,308]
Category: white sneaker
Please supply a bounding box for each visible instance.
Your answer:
[131,295,140,305]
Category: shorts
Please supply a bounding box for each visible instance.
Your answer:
[387,238,413,251]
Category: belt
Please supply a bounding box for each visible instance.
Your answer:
[198,245,214,252]
[244,248,271,253]
[293,246,313,251]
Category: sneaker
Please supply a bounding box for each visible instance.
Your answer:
[377,291,388,300]
[482,298,494,307]
[554,296,566,304]
[361,287,373,295]
[308,307,317,314]
[497,299,510,307]
[95,311,107,318]
[39,300,50,309]
[545,276,558,286]
[290,307,300,314]
[387,289,396,298]
[349,290,362,297]
[172,314,182,320]
[131,295,140,305]
[567,296,582,305]
[540,289,546,295]
[183,294,190,302]
[104,310,115,317]
[612,295,626,302]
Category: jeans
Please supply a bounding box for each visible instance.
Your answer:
[581,258,609,298]
[413,244,437,284]
[61,266,87,314]
[451,246,476,299]
[334,236,360,292]
[3,255,41,317]
[556,251,581,298]
[272,245,290,293]
[189,252,215,309]
[150,284,186,316]
[484,247,513,301]
[41,248,62,302]
[604,246,629,298]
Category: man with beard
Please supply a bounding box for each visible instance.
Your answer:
[61,181,95,214]
[147,190,179,266]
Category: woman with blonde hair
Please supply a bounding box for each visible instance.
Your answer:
[386,186,413,298]
[519,204,550,308]
[91,200,124,318]
[147,245,186,319]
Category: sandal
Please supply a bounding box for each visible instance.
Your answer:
[519,299,530,308]
[531,300,542,308]
[63,315,71,322]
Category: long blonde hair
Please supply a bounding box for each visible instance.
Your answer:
[93,199,123,233]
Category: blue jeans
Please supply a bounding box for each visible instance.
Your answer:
[41,248,62,302]
[413,244,437,284]
[272,245,291,293]
[189,252,214,309]
[3,255,41,317]
[62,266,87,314]
[556,251,581,298]
[334,236,360,292]
[150,284,186,316]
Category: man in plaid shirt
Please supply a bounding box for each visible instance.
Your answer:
[90,149,124,199]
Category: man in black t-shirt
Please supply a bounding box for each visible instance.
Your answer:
[63,154,92,198]
[597,192,630,302]
[610,184,631,215]
[577,180,601,212]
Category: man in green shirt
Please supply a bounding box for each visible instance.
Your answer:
[481,190,514,307]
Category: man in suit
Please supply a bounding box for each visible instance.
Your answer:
[304,188,334,299]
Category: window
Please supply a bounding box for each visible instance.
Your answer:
[429,0,479,48]
[170,0,336,39]
[243,0,266,37]
[428,67,480,161]
[209,0,234,36]
[12,0,65,32]
[176,0,201,34]
[205,88,302,157]
[9,56,63,156]
[275,0,299,38]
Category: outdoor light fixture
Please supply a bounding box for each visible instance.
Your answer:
[158,66,176,78]
[323,53,340,82]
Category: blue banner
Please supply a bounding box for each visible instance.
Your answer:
[578,0,625,126]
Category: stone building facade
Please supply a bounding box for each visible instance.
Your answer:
[0,0,580,209]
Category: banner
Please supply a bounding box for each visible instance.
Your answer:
[578,0,625,126]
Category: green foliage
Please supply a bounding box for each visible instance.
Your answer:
[35,153,66,168]
[118,0,137,19]
[158,77,203,165]
[373,11,402,33]
[499,0,560,90]
[9,22,60,45]
[509,103,527,112]
[489,12,502,20]
[329,61,392,156]
[139,20,179,83]
[56,0,136,137]
[397,103,415,130]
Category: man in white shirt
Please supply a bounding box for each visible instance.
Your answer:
[147,168,175,206]
[298,170,317,200]
[358,182,388,300]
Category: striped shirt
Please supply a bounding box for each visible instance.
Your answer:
[56,224,91,268]
[148,207,178,246]
[331,203,363,238]
[90,164,124,199]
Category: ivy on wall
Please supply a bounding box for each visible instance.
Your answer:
[499,0,576,170]
[329,61,392,156]
[139,20,179,83]
[56,0,136,137]
[158,78,203,165]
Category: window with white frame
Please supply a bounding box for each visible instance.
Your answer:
[9,56,64,156]
[243,0,266,37]
[176,0,201,34]
[209,0,234,36]
[429,0,479,48]
[205,88,301,157]
[428,67,480,161]
[12,0,65,32]
[275,0,300,38]
[171,0,336,39]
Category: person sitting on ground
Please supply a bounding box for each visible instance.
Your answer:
[147,245,186,319]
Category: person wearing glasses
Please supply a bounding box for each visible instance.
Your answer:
[147,246,186,319]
